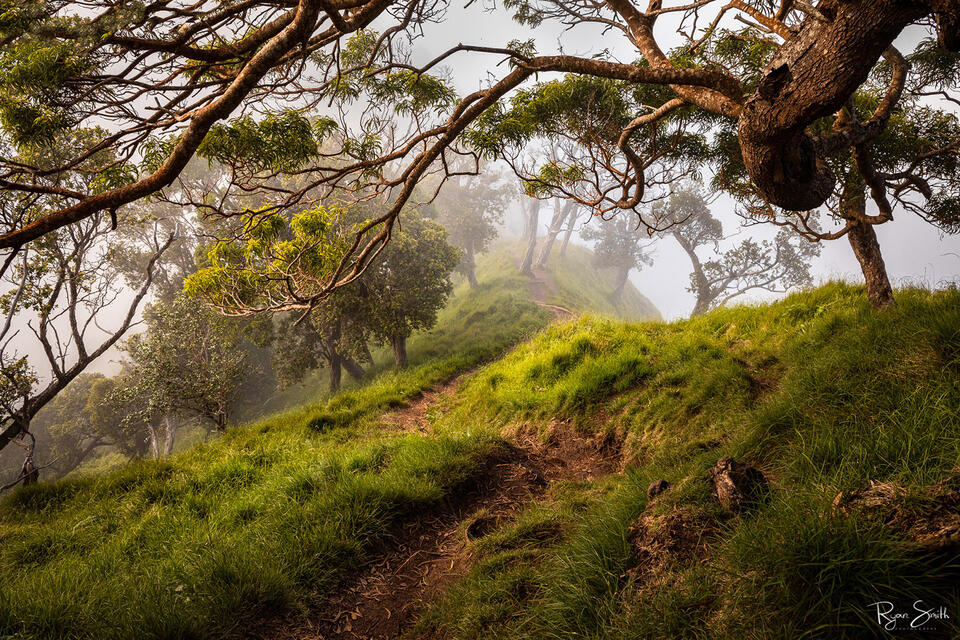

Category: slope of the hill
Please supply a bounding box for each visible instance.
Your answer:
[535,242,661,321]
[2,281,959,639]
[414,283,960,639]
[496,240,661,321]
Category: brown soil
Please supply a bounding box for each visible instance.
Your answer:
[250,383,621,640]
[627,506,719,580]
[382,375,469,434]
[515,252,573,318]
[833,474,960,551]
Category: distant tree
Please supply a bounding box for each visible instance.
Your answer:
[536,199,577,268]
[29,374,110,477]
[654,187,820,316]
[187,206,460,370]
[271,309,368,393]
[85,376,152,459]
[433,173,513,287]
[107,373,182,459]
[123,295,250,433]
[519,197,542,276]
[0,196,173,486]
[357,213,461,367]
[581,214,654,303]
[559,206,584,260]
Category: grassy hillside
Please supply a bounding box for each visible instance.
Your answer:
[494,240,661,321]
[416,283,960,639]
[537,242,661,320]
[0,263,550,639]
[2,280,959,639]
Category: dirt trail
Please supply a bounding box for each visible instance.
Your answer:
[255,376,620,640]
[516,255,574,319]
[254,267,591,640]
[382,374,467,434]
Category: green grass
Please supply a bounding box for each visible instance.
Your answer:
[538,243,661,320]
[0,254,551,640]
[415,282,960,639]
[4,277,960,639]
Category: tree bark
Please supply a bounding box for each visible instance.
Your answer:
[610,265,631,303]
[20,455,38,486]
[691,296,711,317]
[162,415,178,456]
[328,351,342,392]
[391,335,408,368]
[536,200,574,267]
[464,242,478,288]
[847,222,895,309]
[147,423,160,459]
[559,208,579,259]
[737,0,928,211]
[673,232,714,316]
[342,355,366,380]
[520,198,540,275]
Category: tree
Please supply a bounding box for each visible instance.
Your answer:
[519,196,542,276]
[708,32,960,308]
[122,295,250,434]
[536,199,577,267]
[28,374,111,478]
[654,186,820,315]
[3,1,954,313]
[270,310,368,393]
[581,213,654,303]
[0,204,172,483]
[432,172,514,287]
[186,206,460,369]
[559,206,584,260]
[361,213,462,366]
[85,376,153,460]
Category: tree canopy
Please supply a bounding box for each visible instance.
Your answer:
[0,0,955,311]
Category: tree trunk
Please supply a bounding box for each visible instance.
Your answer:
[464,242,478,288]
[328,351,342,392]
[162,416,178,456]
[20,455,38,486]
[737,0,928,211]
[610,265,631,303]
[520,198,540,275]
[147,423,160,459]
[391,335,408,368]
[691,296,711,317]
[536,200,574,267]
[847,221,895,309]
[342,355,366,380]
[673,232,715,317]
[559,208,579,259]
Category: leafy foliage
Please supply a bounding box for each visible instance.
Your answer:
[122,295,251,431]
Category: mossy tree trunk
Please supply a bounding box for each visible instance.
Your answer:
[847,221,895,309]
[391,335,408,368]
[463,242,478,288]
[520,198,540,276]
